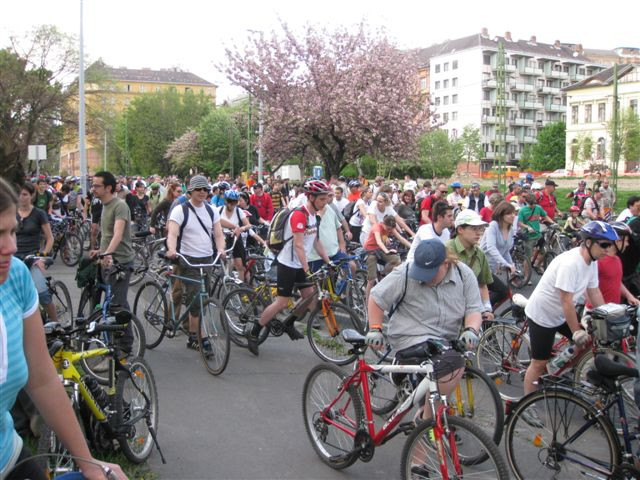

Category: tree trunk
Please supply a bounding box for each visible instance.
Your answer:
[0,151,26,186]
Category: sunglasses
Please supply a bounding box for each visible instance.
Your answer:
[596,241,613,249]
[192,187,209,192]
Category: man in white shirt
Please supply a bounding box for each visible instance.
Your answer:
[616,195,640,222]
[403,175,417,193]
[407,201,453,263]
[332,186,349,213]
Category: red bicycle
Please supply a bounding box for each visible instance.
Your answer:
[302,329,509,479]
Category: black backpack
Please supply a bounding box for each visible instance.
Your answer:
[173,202,215,251]
[342,201,357,222]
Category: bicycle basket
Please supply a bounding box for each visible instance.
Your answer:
[75,257,97,288]
[590,303,630,343]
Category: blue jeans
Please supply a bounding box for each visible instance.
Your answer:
[30,265,52,305]
[309,251,349,273]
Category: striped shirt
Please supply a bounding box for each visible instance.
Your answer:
[0,258,38,471]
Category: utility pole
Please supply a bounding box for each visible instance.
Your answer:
[228,122,234,178]
[494,41,507,191]
[78,0,87,194]
[103,128,107,170]
[258,101,264,182]
[246,94,252,175]
[611,63,620,195]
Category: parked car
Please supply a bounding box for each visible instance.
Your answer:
[546,168,575,178]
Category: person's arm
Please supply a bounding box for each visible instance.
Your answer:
[266,194,274,221]
[621,284,640,305]
[560,289,587,333]
[584,202,597,220]
[47,194,54,215]
[420,198,431,224]
[41,222,54,255]
[219,218,236,230]
[23,310,127,480]
[374,230,388,252]
[165,219,179,258]
[312,235,331,264]
[394,214,414,238]
[212,220,227,257]
[367,212,378,228]
[337,226,346,253]
[392,228,412,249]
[483,224,510,270]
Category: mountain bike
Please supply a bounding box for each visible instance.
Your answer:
[37,315,163,477]
[129,231,166,286]
[132,252,230,375]
[302,330,509,479]
[49,215,83,267]
[24,255,73,327]
[509,231,532,289]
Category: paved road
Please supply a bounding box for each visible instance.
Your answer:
[50,262,537,479]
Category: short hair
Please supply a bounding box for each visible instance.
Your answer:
[94,171,117,194]
[524,193,537,205]
[0,177,18,214]
[135,181,145,188]
[254,183,263,189]
[492,200,516,222]
[423,181,432,189]
[377,192,390,203]
[488,193,504,207]
[335,186,343,194]
[379,185,393,194]
[382,215,396,228]
[239,192,250,203]
[37,178,47,185]
[627,195,640,208]
[433,201,452,220]
[20,182,35,195]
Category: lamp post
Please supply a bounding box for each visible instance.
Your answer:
[78,0,87,195]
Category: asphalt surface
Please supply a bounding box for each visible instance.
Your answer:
[49,261,537,479]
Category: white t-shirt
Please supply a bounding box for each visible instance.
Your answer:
[525,247,599,328]
[447,192,463,207]
[404,180,418,192]
[333,197,349,213]
[169,200,220,258]
[616,209,632,222]
[288,193,307,210]
[361,201,397,242]
[406,224,451,263]
[278,205,318,269]
[218,205,246,228]
[349,198,369,227]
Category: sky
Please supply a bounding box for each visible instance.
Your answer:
[1,0,638,103]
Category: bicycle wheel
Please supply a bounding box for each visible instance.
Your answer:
[307,302,362,365]
[60,233,83,267]
[510,253,531,290]
[133,280,169,349]
[50,280,73,327]
[505,388,620,479]
[198,298,230,375]
[220,287,270,347]
[543,250,556,270]
[129,247,148,286]
[401,416,510,480]
[115,356,159,463]
[81,311,146,384]
[368,367,401,416]
[573,347,636,385]
[302,363,363,469]
[76,286,96,324]
[344,279,368,327]
[476,323,531,401]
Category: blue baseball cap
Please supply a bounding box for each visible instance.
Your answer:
[409,239,447,282]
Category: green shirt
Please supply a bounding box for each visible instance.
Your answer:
[446,237,493,286]
[518,204,547,239]
[308,204,341,261]
[100,197,134,264]
[33,191,51,211]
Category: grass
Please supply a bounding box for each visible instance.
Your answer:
[554,188,635,213]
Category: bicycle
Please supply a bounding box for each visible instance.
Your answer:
[24,255,74,327]
[505,353,640,479]
[302,330,510,479]
[48,215,83,267]
[220,263,364,364]
[128,230,166,286]
[132,251,230,375]
[37,315,163,477]
[509,231,532,289]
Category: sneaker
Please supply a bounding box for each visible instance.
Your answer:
[200,338,213,357]
[410,464,431,478]
[283,321,304,341]
[186,335,198,350]
[521,405,544,428]
[246,322,261,356]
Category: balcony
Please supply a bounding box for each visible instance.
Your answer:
[518,101,544,110]
[482,79,497,89]
[538,86,561,95]
[505,134,516,142]
[522,67,544,76]
[512,83,535,92]
[492,64,517,73]
[570,73,586,82]
[523,135,536,143]
[512,117,535,126]
[491,99,516,108]
[547,104,566,112]
[482,115,497,124]
[548,70,569,79]
[485,151,496,159]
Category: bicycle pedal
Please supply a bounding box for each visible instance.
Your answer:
[398,421,415,434]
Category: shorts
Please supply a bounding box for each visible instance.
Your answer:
[226,235,246,263]
[173,255,212,316]
[528,318,573,360]
[365,250,400,281]
[276,262,309,297]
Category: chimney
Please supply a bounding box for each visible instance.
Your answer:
[481,27,489,37]
[505,31,512,42]
[529,35,537,44]
[573,43,583,54]
[554,40,561,48]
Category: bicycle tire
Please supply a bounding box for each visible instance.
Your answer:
[129,247,148,286]
[81,310,146,384]
[115,356,159,463]
[220,287,270,348]
[344,278,368,327]
[198,297,230,375]
[133,280,169,349]
[509,252,531,290]
[542,250,556,270]
[476,322,531,401]
[50,280,74,327]
[573,347,636,386]
[401,416,510,480]
[302,363,363,469]
[307,302,361,365]
[76,286,95,324]
[505,387,620,479]
[60,233,83,267]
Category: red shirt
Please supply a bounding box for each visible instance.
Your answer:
[479,207,493,223]
[419,195,437,225]
[597,255,623,304]
[347,191,360,203]
[364,223,389,251]
[537,191,557,219]
[250,192,274,221]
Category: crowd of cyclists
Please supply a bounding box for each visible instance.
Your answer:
[2,166,640,479]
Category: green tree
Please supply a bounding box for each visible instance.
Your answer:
[520,144,534,170]
[459,125,483,175]
[114,89,211,175]
[617,109,640,167]
[417,130,461,178]
[197,108,241,175]
[531,122,566,171]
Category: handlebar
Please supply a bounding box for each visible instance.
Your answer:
[23,255,54,269]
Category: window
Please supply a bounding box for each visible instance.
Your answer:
[578,68,585,75]
[538,60,545,70]
[483,90,491,101]
[435,64,441,73]
[452,111,458,121]
[483,54,491,65]
[435,97,440,106]
[452,77,458,87]
[443,79,449,89]
[435,81,440,89]
[482,108,491,116]
[420,78,427,90]
[155,86,161,92]
[452,60,458,70]
[452,128,458,138]
[631,99,638,115]
[444,62,449,72]
[571,105,579,124]
[185,87,192,93]
[584,104,592,123]
[443,96,449,105]
[126,84,131,92]
[597,138,606,159]
[452,94,458,104]
[139,84,145,93]
[443,113,449,122]
[598,103,606,122]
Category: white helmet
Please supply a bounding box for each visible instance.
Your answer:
[531,182,542,190]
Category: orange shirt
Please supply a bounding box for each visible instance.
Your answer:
[364,223,389,251]
[347,191,360,203]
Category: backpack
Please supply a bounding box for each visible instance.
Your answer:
[217,205,242,225]
[267,206,320,255]
[172,202,215,252]
[342,201,357,222]
[579,196,597,214]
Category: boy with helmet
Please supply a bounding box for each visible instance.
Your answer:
[246,180,332,355]
[347,180,361,202]
[446,181,463,207]
[563,206,586,242]
[219,190,253,281]
[522,221,616,425]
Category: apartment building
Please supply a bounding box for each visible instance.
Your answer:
[416,29,606,170]
[564,63,640,173]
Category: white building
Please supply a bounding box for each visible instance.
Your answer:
[417,29,606,170]
[564,63,640,174]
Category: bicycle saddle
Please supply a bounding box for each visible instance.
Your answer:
[134,230,153,238]
[512,293,529,309]
[341,329,366,345]
[594,354,638,379]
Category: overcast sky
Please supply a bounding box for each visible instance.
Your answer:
[1,0,637,102]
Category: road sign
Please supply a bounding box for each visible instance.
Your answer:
[28,145,47,177]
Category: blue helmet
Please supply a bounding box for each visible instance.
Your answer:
[450,181,461,188]
[526,173,534,181]
[580,221,619,242]
[224,190,240,201]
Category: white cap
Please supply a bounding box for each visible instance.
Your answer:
[454,209,488,228]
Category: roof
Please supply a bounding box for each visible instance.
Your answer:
[416,33,598,66]
[583,48,618,57]
[563,63,639,91]
[89,61,216,87]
